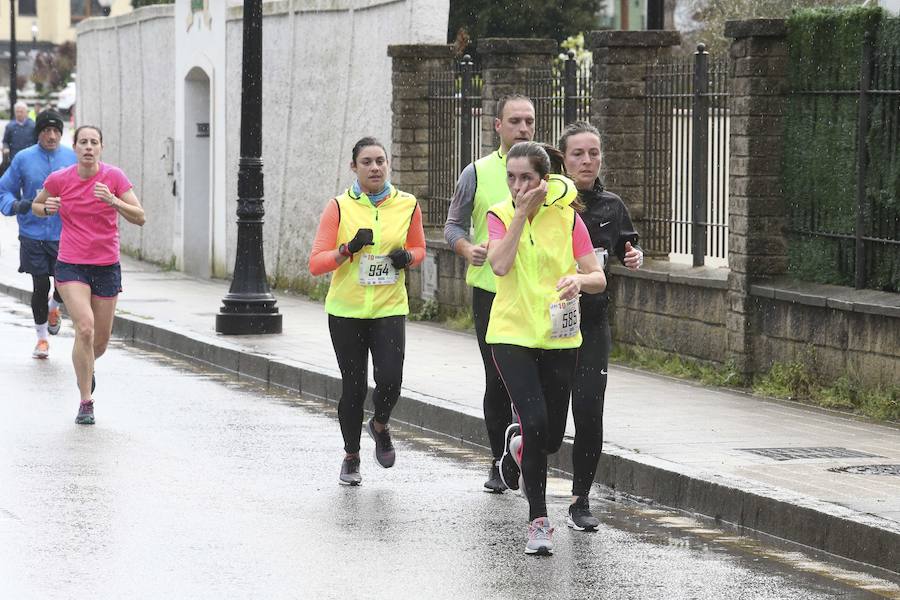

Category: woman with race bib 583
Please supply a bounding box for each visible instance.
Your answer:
[486,141,605,555]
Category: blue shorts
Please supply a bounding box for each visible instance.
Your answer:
[55,261,123,298]
[18,236,59,276]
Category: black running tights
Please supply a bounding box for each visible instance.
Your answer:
[328,314,405,454]
[472,287,511,459]
[31,275,61,325]
[570,308,610,497]
[492,344,576,521]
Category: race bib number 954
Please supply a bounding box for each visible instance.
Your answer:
[359,254,398,286]
[549,298,580,339]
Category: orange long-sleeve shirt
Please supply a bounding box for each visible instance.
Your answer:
[308,198,426,276]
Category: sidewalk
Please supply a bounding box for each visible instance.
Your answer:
[1,219,898,573]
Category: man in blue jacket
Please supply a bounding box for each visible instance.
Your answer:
[3,101,36,161]
[0,110,76,358]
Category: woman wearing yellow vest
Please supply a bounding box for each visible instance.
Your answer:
[309,137,426,486]
[486,142,606,555]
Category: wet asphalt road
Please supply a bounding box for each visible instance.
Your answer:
[1,296,898,600]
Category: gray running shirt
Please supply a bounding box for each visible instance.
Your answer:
[443,163,477,249]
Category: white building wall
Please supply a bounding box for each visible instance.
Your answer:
[77,0,448,280]
[76,6,176,266]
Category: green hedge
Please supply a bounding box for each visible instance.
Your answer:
[784,7,900,292]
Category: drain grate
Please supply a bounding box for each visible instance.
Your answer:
[829,464,900,476]
[738,446,883,461]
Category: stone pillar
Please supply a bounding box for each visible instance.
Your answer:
[477,38,557,156]
[388,44,455,202]
[724,19,789,377]
[587,30,680,226]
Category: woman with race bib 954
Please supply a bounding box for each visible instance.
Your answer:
[486,141,605,555]
[308,137,425,486]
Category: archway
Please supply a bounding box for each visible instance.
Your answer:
[183,67,212,277]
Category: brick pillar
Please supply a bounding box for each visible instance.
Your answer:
[477,38,557,156]
[724,19,789,377]
[388,44,454,201]
[587,30,680,228]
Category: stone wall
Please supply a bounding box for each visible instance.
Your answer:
[750,280,900,387]
[609,262,728,363]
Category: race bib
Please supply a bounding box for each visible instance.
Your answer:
[593,247,608,269]
[549,298,580,339]
[358,254,398,286]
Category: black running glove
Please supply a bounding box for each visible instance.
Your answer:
[347,228,374,254]
[388,248,413,270]
[12,200,32,215]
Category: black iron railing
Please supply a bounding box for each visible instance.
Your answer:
[424,52,592,228]
[643,44,730,266]
[425,55,483,227]
[788,33,900,291]
[525,52,593,147]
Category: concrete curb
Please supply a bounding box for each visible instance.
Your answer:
[2,280,897,574]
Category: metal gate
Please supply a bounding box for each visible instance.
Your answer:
[643,44,730,267]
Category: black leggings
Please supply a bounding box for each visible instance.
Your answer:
[328,315,405,454]
[31,275,62,325]
[492,344,576,521]
[571,301,611,497]
[472,287,511,459]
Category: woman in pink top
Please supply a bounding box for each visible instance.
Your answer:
[32,125,145,425]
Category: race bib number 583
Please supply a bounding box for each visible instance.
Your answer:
[359,254,398,286]
[549,298,580,339]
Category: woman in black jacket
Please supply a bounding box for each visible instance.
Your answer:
[559,121,643,531]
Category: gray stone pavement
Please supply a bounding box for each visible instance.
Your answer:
[0,218,898,573]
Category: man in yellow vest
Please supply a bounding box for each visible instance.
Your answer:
[444,93,535,493]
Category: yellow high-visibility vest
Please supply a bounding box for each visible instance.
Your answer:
[325,186,418,319]
[486,175,583,349]
[467,148,508,293]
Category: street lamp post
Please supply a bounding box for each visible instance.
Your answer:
[9,0,16,109]
[215,0,282,335]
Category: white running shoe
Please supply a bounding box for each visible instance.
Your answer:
[32,339,49,359]
[525,517,554,555]
[499,423,521,490]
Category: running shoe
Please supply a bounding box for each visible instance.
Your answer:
[75,401,95,425]
[499,423,521,491]
[566,495,600,531]
[32,339,49,359]
[366,417,396,468]
[483,459,507,493]
[47,307,61,335]
[525,517,554,555]
[339,456,362,486]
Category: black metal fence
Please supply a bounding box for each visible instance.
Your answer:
[787,33,900,291]
[643,44,730,267]
[424,53,592,227]
[425,55,483,227]
[525,51,593,147]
